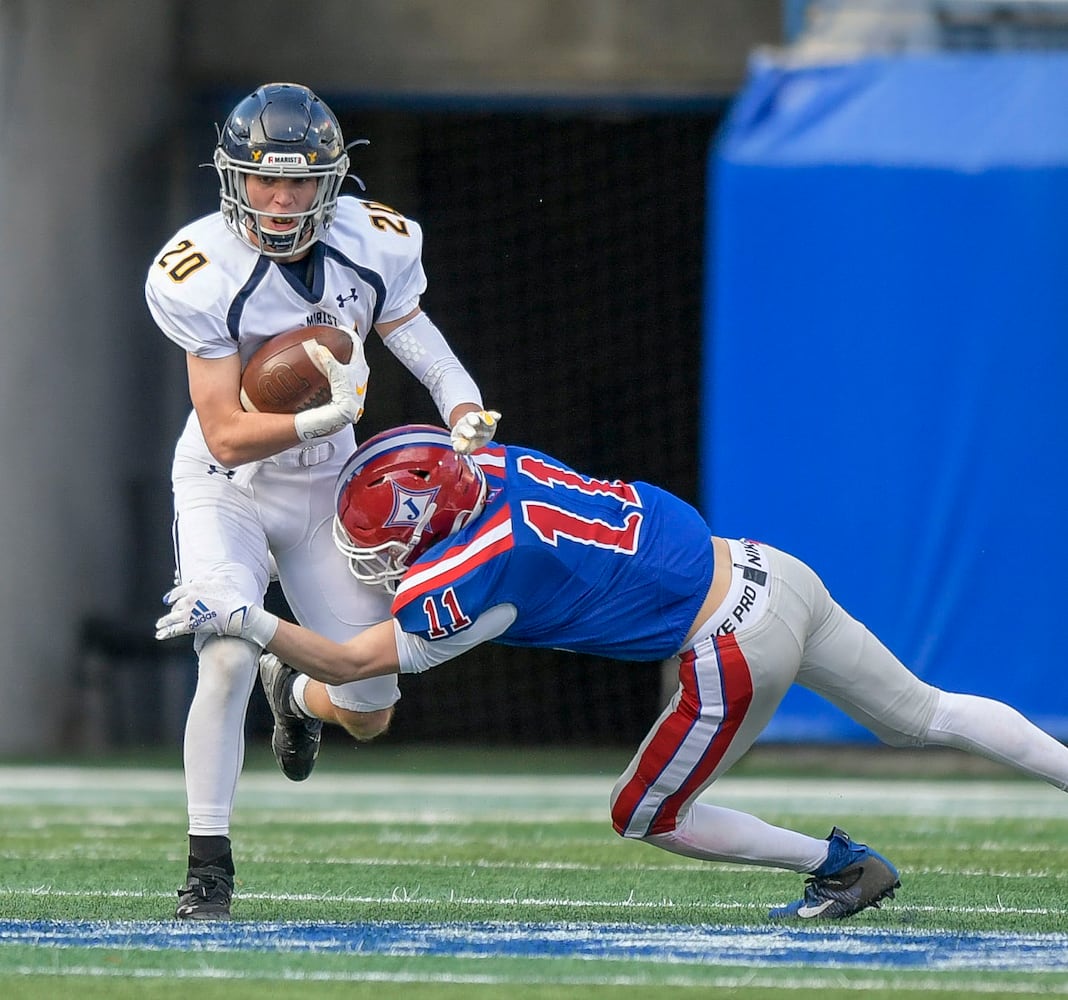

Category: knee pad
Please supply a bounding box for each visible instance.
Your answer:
[609,775,668,839]
[195,636,259,699]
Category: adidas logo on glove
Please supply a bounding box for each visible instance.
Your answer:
[189,600,217,629]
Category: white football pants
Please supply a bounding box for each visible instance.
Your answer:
[611,539,1068,872]
[172,437,399,836]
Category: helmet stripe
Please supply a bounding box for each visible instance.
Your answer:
[335,425,452,504]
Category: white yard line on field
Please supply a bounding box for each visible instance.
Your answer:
[8,963,1068,993]
[0,766,1064,819]
[0,886,1063,918]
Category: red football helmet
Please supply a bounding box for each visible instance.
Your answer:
[333,425,488,591]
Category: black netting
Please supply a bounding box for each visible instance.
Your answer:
[308,104,722,746]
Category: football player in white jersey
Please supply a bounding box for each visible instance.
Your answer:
[145,82,500,920]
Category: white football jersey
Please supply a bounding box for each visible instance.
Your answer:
[145,196,427,462]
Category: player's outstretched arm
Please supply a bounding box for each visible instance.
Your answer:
[269,617,400,686]
[155,575,400,684]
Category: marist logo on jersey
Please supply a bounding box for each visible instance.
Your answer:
[387,483,439,529]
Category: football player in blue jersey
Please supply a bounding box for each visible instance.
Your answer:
[157,424,1068,921]
[146,84,499,919]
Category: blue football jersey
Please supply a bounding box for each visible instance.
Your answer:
[391,444,715,661]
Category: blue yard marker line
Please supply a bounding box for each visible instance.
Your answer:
[2,920,1067,972]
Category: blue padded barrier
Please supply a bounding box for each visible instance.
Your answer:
[703,53,1068,740]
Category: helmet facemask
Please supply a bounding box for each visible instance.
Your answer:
[331,514,424,594]
[214,147,348,258]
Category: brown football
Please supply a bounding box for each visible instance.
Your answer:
[239,325,354,413]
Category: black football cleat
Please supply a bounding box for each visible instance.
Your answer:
[175,865,233,920]
[259,652,322,781]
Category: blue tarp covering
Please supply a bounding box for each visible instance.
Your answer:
[703,53,1068,741]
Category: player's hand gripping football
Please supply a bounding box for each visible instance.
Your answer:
[294,332,370,440]
[451,409,501,454]
[155,574,278,647]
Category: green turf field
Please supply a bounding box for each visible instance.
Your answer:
[0,746,1065,998]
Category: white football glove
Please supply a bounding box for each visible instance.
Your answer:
[294,335,370,440]
[450,409,501,454]
[155,574,279,647]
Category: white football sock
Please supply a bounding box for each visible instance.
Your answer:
[292,672,314,718]
[645,803,830,873]
[926,691,1068,791]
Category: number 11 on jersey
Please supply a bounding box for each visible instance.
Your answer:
[422,587,472,638]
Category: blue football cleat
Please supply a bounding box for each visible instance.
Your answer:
[769,826,900,920]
